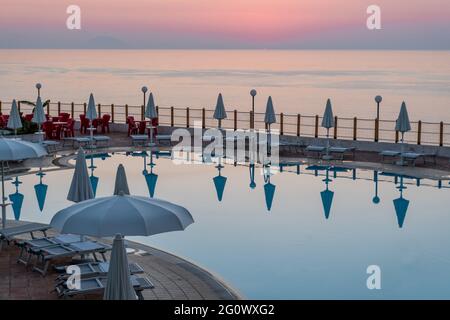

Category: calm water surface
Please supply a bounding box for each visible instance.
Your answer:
[0,50,449,122]
[5,152,450,299]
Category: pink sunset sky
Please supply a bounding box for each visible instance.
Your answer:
[1,0,449,49]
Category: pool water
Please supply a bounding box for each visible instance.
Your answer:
[5,151,450,299]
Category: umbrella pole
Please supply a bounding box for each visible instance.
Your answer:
[1,161,6,229]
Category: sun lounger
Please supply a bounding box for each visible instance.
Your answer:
[130,135,149,146]
[41,140,62,153]
[0,223,50,251]
[379,150,401,163]
[155,134,172,145]
[401,152,437,166]
[55,261,144,282]
[16,234,82,266]
[92,136,110,147]
[63,137,91,148]
[55,275,154,300]
[31,241,111,276]
[305,145,326,158]
[329,147,356,160]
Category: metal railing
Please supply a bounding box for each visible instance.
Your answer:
[1,100,448,147]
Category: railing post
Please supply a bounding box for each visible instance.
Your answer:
[71,102,75,118]
[186,107,190,128]
[234,110,237,131]
[57,102,61,115]
[170,106,174,127]
[47,101,50,115]
[297,114,301,137]
[83,103,87,115]
[417,120,422,145]
[125,104,129,119]
[333,116,338,139]
[353,117,357,141]
[98,104,101,118]
[395,130,399,143]
[374,118,379,142]
[202,108,206,129]
[111,104,115,123]
[314,115,319,138]
[280,113,284,135]
[440,121,444,146]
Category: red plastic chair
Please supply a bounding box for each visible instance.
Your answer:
[42,121,56,140]
[62,119,75,138]
[79,114,90,134]
[24,114,34,122]
[101,114,111,133]
[59,112,71,122]
[0,115,6,129]
[126,116,138,136]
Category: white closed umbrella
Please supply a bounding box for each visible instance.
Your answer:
[145,92,158,146]
[213,93,227,129]
[104,234,136,300]
[86,94,98,148]
[264,97,276,154]
[395,101,411,165]
[67,148,95,203]
[395,101,411,135]
[50,191,194,300]
[322,99,335,159]
[32,96,46,133]
[264,96,276,127]
[113,164,130,195]
[7,100,22,137]
[0,138,47,228]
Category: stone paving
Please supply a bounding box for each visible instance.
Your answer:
[0,221,241,300]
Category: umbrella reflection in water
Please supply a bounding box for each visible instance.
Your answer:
[34,168,48,212]
[263,164,276,211]
[9,177,24,221]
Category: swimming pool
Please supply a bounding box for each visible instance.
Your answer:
[5,151,450,299]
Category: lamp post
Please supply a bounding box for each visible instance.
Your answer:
[142,86,148,109]
[36,83,42,98]
[375,95,382,120]
[250,89,257,129]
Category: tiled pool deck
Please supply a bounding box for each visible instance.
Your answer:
[0,220,242,300]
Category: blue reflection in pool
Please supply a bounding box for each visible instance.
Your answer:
[6,152,450,299]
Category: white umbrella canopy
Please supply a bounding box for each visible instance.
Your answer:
[113,164,130,195]
[264,96,276,125]
[0,138,47,228]
[51,194,194,238]
[395,101,411,134]
[103,234,137,300]
[0,138,47,161]
[321,99,335,130]
[86,94,98,121]
[213,93,227,121]
[7,100,22,133]
[67,148,95,203]
[145,92,158,119]
[32,96,46,126]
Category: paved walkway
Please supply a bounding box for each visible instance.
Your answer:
[0,220,242,300]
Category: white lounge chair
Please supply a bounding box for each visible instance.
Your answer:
[329,147,356,160]
[0,223,50,251]
[92,136,111,147]
[130,135,149,146]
